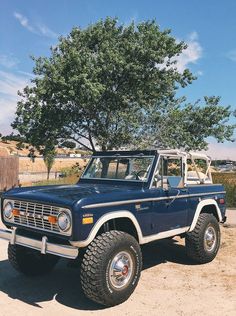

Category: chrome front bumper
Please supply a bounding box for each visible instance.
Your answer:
[0,228,79,259]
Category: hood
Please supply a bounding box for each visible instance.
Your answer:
[3,183,138,207]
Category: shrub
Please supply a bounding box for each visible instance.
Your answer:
[212,173,236,207]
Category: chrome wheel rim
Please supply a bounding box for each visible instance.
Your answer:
[109,251,134,289]
[204,225,217,252]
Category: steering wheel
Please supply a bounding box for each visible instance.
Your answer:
[134,170,147,180]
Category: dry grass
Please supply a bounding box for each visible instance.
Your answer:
[19,157,88,173]
[33,174,79,186]
[212,173,236,207]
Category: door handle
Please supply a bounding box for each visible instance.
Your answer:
[166,189,181,206]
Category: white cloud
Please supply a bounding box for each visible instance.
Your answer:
[0,71,28,97]
[203,142,236,160]
[0,54,19,69]
[17,70,34,77]
[0,98,17,134]
[37,24,58,39]
[14,12,35,33]
[0,70,30,134]
[196,70,203,76]
[175,32,203,72]
[14,12,58,39]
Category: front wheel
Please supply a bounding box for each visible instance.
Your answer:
[186,213,221,263]
[80,230,142,307]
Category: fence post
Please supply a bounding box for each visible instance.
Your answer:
[0,156,19,191]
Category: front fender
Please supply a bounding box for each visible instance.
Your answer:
[70,210,143,248]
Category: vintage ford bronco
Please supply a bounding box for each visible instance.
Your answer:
[0,150,226,306]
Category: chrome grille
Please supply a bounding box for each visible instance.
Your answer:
[11,200,66,234]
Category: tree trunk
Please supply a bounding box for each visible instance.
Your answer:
[101,158,109,178]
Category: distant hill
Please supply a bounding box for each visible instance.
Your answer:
[0,140,88,157]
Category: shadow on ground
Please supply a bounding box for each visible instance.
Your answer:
[0,238,195,311]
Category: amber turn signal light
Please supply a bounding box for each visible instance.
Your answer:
[82,217,94,224]
[12,209,20,216]
[48,216,57,224]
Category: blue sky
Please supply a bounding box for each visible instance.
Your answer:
[0,0,236,159]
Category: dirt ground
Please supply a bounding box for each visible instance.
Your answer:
[0,211,235,316]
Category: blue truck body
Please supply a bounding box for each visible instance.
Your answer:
[1,150,226,246]
[0,149,227,307]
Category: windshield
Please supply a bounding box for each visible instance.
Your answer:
[82,156,154,182]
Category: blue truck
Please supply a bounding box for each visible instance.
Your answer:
[0,149,226,306]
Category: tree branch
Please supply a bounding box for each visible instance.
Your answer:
[69,135,93,151]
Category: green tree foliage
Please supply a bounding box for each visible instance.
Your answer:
[1,133,26,143]
[142,96,235,150]
[42,146,56,180]
[60,141,76,149]
[16,142,25,150]
[12,18,235,151]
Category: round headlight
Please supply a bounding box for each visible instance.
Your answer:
[57,212,71,232]
[4,202,13,219]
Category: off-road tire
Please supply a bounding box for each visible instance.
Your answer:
[80,230,142,307]
[186,213,220,263]
[8,243,59,276]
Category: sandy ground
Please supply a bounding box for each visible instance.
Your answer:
[0,211,235,316]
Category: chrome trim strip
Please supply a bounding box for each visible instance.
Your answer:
[89,155,155,158]
[0,228,78,259]
[82,191,226,209]
[81,177,149,183]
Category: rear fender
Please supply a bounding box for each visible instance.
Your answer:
[189,199,222,232]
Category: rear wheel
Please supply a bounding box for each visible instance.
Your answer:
[8,244,59,276]
[80,230,142,307]
[186,213,221,263]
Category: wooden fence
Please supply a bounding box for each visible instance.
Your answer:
[0,156,19,191]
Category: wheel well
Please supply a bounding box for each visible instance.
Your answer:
[200,204,219,221]
[97,217,139,241]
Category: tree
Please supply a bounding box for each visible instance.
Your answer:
[141,96,235,150]
[1,133,26,143]
[42,146,56,180]
[28,147,36,162]
[60,141,76,149]
[12,18,235,152]
[16,142,25,150]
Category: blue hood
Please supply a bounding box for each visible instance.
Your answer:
[3,183,138,207]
